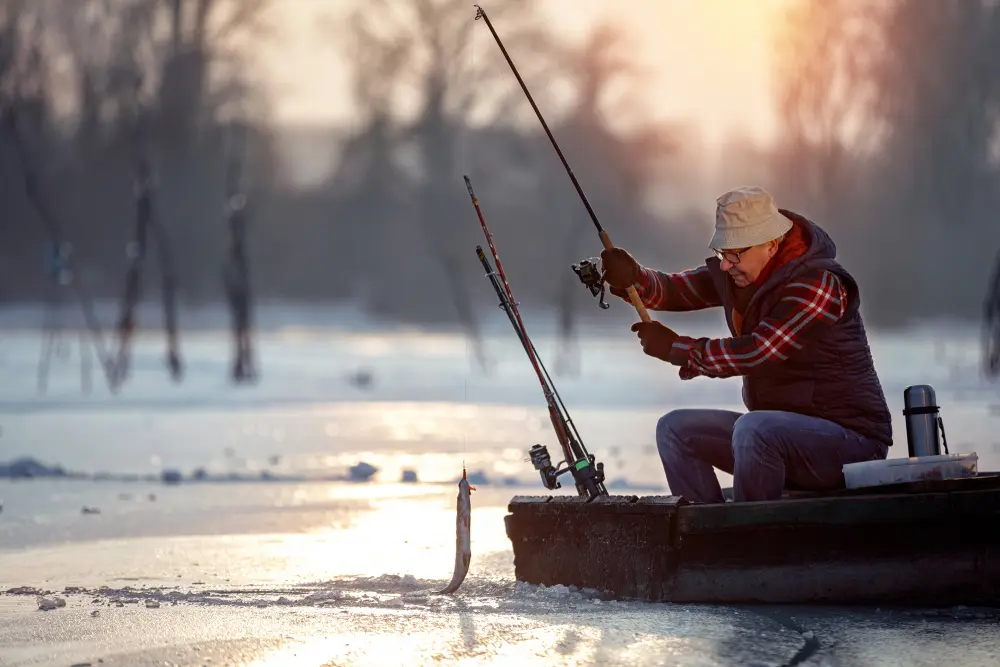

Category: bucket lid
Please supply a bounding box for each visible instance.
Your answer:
[843,453,977,472]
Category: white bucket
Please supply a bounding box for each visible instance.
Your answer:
[842,453,979,490]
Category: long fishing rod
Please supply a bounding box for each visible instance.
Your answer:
[476,246,587,457]
[476,246,593,469]
[466,175,606,498]
[473,4,650,324]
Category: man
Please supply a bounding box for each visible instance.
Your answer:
[599,185,892,503]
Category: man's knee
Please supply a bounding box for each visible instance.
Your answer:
[732,411,782,454]
[656,409,701,453]
[656,411,680,457]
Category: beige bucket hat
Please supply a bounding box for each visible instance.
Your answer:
[710,186,792,250]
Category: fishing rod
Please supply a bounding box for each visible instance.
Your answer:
[476,245,601,493]
[473,4,650,324]
[466,175,606,498]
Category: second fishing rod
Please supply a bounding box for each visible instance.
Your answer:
[465,175,606,499]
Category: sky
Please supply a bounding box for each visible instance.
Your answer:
[256,0,797,149]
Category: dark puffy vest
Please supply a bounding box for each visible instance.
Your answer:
[705,210,893,446]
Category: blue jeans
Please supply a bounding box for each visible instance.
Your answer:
[656,409,889,503]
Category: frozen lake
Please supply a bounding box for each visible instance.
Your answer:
[1,305,998,666]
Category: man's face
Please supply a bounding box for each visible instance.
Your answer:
[714,240,779,287]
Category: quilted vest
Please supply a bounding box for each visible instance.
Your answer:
[704,210,893,446]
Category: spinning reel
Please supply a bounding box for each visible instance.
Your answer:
[528,443,606,498]
[571,257,609,310]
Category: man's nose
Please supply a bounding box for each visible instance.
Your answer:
[720,257,734,271]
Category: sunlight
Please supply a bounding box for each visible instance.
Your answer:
[246,500,513,583]
[246,617,724,666]
[259,0,799,150]
[636,0,795,144]
[4,2,999,663]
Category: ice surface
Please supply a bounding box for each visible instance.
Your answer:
[1,313,998,665]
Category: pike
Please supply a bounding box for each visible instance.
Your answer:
[473,4,651,324]
[465,175,607,498]
[436,467,475,595]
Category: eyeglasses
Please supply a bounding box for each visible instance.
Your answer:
[712,247,750,264]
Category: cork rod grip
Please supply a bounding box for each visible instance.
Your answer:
[598,231,651,323]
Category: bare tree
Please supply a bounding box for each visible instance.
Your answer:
[330,0,555,372]
[768,0,1000,325]
[770,0,883,221]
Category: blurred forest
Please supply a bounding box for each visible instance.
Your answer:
[2,0,1000,342]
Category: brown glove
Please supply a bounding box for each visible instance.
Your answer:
[600,248,641,291]
[631,321,679,362]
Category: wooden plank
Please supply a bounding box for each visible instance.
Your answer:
[508,494,686,516]
[677,488,1000,534]
[667,551,1000,605]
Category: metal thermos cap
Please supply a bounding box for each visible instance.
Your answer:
[903,384,937,409]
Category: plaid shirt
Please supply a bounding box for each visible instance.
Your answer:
[632,265,848,379]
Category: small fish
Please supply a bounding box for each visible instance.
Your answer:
[437,467,475,595]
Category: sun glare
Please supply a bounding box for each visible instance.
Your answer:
[261,0,798,150]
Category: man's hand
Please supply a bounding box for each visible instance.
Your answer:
[630,320,679,362]
[600,248,640,290]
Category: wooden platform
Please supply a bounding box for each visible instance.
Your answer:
[503,474,1000,606]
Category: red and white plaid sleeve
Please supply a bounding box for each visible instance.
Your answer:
[666,268,848,378]
[623,265,722,312]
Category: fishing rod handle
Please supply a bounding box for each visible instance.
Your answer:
[598,231,651,322]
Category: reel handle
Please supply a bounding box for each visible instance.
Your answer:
[598,231,651,323]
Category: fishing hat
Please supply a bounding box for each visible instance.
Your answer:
[710,185,792,250]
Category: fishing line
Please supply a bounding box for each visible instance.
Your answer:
[464,336,469,472]
[487,19,534,142]
[459,13,476,177]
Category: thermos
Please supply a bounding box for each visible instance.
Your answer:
[903,384,948,457]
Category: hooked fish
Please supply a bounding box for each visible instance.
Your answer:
[436,467,475,595]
